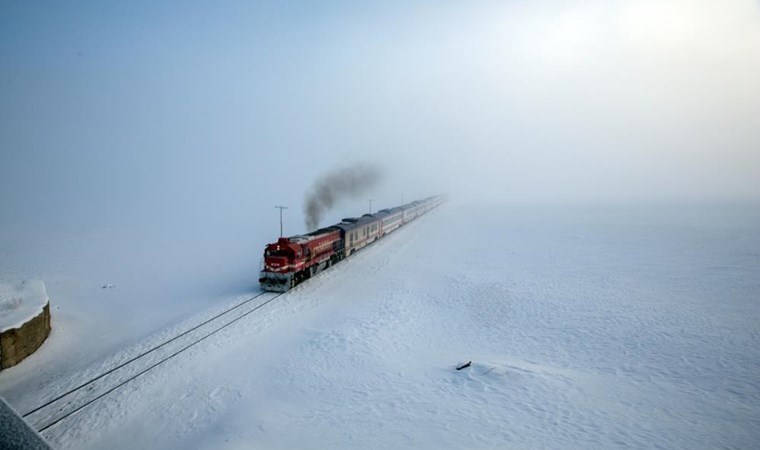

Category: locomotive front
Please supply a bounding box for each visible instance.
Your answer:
[259,237,299,291]
[259,229,342,292]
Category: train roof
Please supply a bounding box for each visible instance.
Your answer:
[358,214,380,224]
[332,221,358,232]
[333,214,380,232]
[401,202,420,210]
[362,213,386,221]
[377,207,403,215]
[273,195,443,244]
[288,226,339,243]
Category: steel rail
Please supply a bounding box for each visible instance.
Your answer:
[23,291,272,418]
[36,291,286,432]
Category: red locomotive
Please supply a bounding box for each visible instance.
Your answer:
[260,228,343,290]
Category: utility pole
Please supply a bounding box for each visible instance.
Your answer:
[368,199,373,214]
[274,205,288,237]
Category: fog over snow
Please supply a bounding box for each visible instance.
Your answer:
[1,0,759,449]
[2,0,759,234]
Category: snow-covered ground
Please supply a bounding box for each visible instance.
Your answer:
[1,201,759,449]
[0,220,263,396]
[0,280,48,333]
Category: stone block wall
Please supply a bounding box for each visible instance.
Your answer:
[0,302,51,369]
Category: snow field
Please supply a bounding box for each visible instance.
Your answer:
[4,202,760,449]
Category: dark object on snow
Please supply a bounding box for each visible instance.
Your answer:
[456,361,472,370]
[0,397,53,449]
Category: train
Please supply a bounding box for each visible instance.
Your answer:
[259,195,445,291]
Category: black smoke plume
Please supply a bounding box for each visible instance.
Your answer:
[304,163,384,230]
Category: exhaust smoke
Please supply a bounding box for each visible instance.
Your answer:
[304,163,384,230]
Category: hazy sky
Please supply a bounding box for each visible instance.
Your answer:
[2,0,759,236]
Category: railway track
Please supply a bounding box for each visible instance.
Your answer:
[22,290,287,433]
